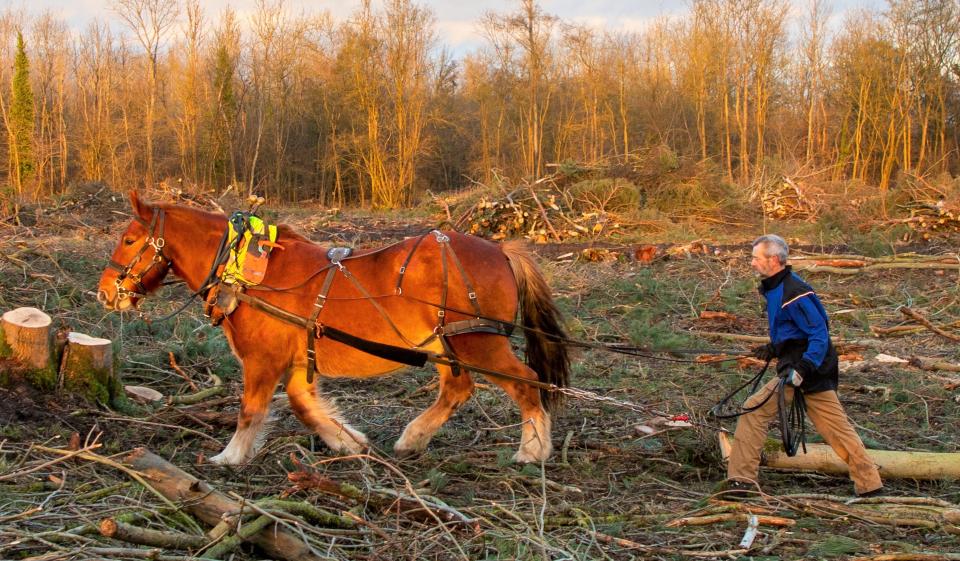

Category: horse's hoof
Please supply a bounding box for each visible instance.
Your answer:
[512,449,546,464]
[332,429,369,455]
[210,451,244,465]
[393,444,425,459]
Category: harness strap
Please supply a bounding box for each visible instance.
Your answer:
[338,266,419,348]
[395,232,430,295]
[233,290,555,390]
[306,266,340,384]
[441,235,482,316]
[438,318,513,337]
[232,290,540,389]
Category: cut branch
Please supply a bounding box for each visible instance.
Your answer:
[123,448,326,561]
[99,518,206,550]
[900,307,960,342]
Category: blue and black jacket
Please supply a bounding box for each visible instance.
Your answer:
[760,266,839,394]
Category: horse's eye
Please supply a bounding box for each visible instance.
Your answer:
[124,238,136,246]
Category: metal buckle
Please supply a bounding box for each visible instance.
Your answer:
[431,230,449,243]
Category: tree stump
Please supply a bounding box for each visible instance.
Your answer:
[60,332,121,405]
[0,307,56,389]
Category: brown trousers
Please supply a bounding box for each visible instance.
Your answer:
[727,377,883,495]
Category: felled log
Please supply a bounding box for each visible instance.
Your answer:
[718,433,960,480]
[693,330,877,351]
[666,512,795,527]
[0,307,56,388]
[60,332,122,405]
[909,357,960,373]
[124,448,325,561]
[899,307,960,342]
[286,469,479,530]
[791,254,960,274]
[99,518,206,550]
[851,553,960,561]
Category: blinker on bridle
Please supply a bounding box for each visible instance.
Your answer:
[106,208,169,301]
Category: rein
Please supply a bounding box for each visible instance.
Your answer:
[710,360,808,456]
[116,216,747,433]
[122,214,746,362]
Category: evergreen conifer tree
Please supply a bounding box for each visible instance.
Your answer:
[10,31,35,194]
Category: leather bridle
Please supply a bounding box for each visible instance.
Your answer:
[105,209,170,301]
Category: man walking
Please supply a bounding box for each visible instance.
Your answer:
[726,234,883,496]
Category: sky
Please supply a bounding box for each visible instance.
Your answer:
[14,0,887,56]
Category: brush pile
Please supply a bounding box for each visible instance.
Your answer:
[759,176,817,220]
[466,189,615,243]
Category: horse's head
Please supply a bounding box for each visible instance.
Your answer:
[97,191,172,311]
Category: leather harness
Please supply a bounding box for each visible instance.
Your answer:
[111,210,515,386]
[302,230,512,383]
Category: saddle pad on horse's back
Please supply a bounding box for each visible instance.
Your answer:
[223,213,279,286]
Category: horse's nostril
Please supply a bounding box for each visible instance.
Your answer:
[97,290,110,305]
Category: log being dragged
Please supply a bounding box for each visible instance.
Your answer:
[718,433,960,480]
[123,448,325,561]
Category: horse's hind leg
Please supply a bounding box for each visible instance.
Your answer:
[211,359,282,465]
[286,364,369,454]
[395,364,474,457]
[460,338,552,463]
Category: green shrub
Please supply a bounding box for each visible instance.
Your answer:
[566,178,639,214]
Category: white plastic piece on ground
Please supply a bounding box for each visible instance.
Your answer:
[738,515,759,549]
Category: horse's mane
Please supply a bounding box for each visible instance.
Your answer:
[151,200,318,247]
[276,224,312,243]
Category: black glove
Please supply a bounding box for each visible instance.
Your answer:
[751,343,776,361]
[794,358,817,379]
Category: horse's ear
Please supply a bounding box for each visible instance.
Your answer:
[128,190,150,219]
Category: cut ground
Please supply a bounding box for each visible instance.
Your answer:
[0,197,958,560]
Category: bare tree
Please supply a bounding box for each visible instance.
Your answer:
[113,0,179,188]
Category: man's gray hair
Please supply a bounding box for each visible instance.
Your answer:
[753,234,789,264]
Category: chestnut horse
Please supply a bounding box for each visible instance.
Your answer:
[97,193,570,464]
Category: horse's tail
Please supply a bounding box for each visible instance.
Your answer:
[502,240,571,412]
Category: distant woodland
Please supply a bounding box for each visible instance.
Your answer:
[1,0,958,208]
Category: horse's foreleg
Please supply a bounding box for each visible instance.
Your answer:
[211,360,282,465]
[286,365,368,454]
[395,364,474,457]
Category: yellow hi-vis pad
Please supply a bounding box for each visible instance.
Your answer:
[222,215,278,286]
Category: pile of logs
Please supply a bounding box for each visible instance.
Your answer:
[760,177,817,220]
[895,201,960,240]
[465,188,613,243]
[0,306,120,405]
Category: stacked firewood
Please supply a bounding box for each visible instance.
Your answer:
[900,202,960,240]
[760,177,817,220]
[466,190,614,242]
